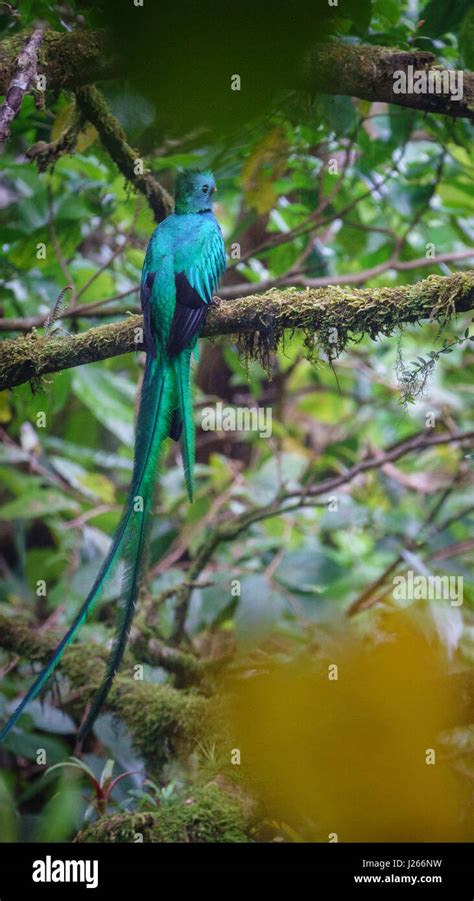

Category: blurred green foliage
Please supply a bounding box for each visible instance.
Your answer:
[0,0,472,841]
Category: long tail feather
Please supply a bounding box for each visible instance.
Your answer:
[77,356,174,740]
[77,497,151,741]
[173,349,195,503]
[0,497,136,742]
[0,355,173,742]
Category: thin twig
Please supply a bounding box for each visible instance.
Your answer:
[75,199,141,303]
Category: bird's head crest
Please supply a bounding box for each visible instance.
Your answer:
[174,169,216,214]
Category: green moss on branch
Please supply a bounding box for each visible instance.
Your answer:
[0,29,116,93]
[74,86,173,222]
[75,784,252,843]
[2,31,472,120]
[0,614,210,767]
[303,43,474,121]
[1,271,473,392]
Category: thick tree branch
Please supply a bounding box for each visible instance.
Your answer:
[0,28,43,143]
[302,45,474,121]
[0,271,473,392]
[1,252,472,334]
[1,32,472,120]
[74,85,173,223]
[0,29,116,93]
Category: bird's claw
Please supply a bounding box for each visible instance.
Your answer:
[211,295,221,307]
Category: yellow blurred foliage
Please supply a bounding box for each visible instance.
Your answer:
[0,391,12,424]
[242,127,288,214]
[221,611,473,841]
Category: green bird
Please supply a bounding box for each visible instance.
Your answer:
[0,170,226,744]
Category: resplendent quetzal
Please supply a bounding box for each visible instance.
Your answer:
[0,170,226,743]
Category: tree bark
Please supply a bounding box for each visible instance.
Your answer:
[1,31,473,120]
[302,44,474,121]
[0,271,472,392]
[0,28,43,143]
[74,85,173,223]
[0,29,116,93]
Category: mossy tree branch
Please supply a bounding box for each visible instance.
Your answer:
[1,32,473,120]
[75,780,254,843]
[0,271,473,392]
[0,614,209,766]
[302,44,474,121]
[74,85,173,223]
[0,29,116,93]
[0,28,44,143]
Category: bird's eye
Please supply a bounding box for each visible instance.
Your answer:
[202,185,209,193]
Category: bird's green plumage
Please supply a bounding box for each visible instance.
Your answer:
[0,170,226,744]
[172,348,196,503]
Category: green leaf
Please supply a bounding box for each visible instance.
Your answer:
[421,0,471,37]
[275,547,344,597]
[0,489,79,520]
[319,95,357,137]
[25,702,76,734]
[50,456,116,502]
[460,7,474,68]
[247,453,307,504]
[34,775,83,842]
[235,575,286,644]
[3,729,68,764]
[72,366,135,445]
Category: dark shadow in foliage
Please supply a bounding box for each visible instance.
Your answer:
[92,0,373,135]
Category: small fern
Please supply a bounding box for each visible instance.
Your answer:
[44,285,73,334]
[396,323,474,407]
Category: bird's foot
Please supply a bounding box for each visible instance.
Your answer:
[211,295,221,307]
[46,325,72,338]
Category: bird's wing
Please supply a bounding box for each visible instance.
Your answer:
[166,222,226,357]
[166,272,207,356]
[181,223,227,305]
[140,252,176,357]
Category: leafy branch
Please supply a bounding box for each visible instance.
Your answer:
[164,427,474,638]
